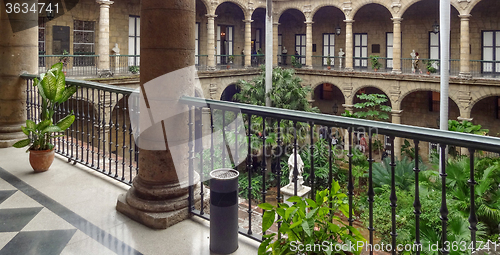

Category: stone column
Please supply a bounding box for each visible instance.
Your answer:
[391,18,402,74]
[116,0,199,229]
[459,14,471,78]
[96,0,114,77]
[0,0,38,147]
[391,110,403,159]
[243,19,253,68]
[344,20,354,71]
[273,22,280,67]
[305,21,314,68]
[206,14,217,70]
[342,104,354,151]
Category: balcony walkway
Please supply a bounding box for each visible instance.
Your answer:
[0,147,259,255]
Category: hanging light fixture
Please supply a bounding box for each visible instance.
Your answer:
[335,24,341,36]
[332,103,339,115]
[46,1,55,21]
[432,20,439,33]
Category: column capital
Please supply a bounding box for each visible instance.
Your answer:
[205,14,218,19]
[457,116,473,122]
[458,14,471,19]
[391,17,403,23]
[243,19,254,23]
[343,19,355,24]
[304,21,314,25]
[96,0,114,6]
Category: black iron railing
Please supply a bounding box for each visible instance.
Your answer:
[21,74,139,185]
[181,96,500,252]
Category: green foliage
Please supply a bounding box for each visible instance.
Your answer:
[326,55,332,66]
[258,182,366,255]
[129,66,140,74]
[448,120,489,135]
[352,93,392,121]
[12,63,76,151]
[424,60,439,73]
[372,156,426,192]
[238,173,268,201]
[369,55,383,70]
[291,56,302,68]
[401,139,416,160]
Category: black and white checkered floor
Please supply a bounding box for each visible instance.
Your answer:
[0,147,259,255]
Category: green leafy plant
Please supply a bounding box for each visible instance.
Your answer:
[291,56,302,68]
[239,173,268,201]
[369,55,382,70]
[424,60,439,73]
[448,120,489,135]
[372,156,426,192]
[228,55,235,63]
[13,63,76,151]
[401,139,416,160]
[258,181,366,255]
[326,55,332,67]
[129,66,140,74]
[352,93,392,121]
[59,50,69,68]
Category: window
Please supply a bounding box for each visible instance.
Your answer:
[255,28,261,52]
[386,32,393,69]
[322,33,335,66]
[278,34,282,64]
[354,33,367,68]
[195,22,199,65]
[482,31,500,73]
[295,34,306,65]
[128,16,140,67]
[429,91,440,112]
[38,17,45,67]
[429,31,440,71]
[73,20,96,66]
[217,25,233,64]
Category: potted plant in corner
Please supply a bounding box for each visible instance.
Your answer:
[12,62,77,172]
[425,60,439,75]
[326,55,332,70]
[370,55,382,71]
[227,55,234,69]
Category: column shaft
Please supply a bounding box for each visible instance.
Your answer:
[0,0,38,147]
[207,15,217,70]
[273,23,279,66]
[459,14,471,78]
[97,0,114,74]
[305,21,313,68]
[391,18,402,74]
[391,110,403,159]
[244,19,252,68]
[345,20,354,71]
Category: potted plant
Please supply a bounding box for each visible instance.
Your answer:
[425,60,439,74]
[129,65,140,74]
[12,62,77,172]
[227,55,235,69]
[370,55,382,71]
[291,56,302,68]
[59,50,69,75]
[326,55,332,70]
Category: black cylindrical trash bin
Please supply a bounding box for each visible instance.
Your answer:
[210,169,239,254]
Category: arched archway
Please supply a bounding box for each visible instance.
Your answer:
[400,90,460,128]
[279,9,306,65]
[470,96,500,137]
[312,7,346,68]
[352,4,393,70]
[352,86,392,120]
[215,2,245,65]
[220,84,241,102]
[312,83,345,114]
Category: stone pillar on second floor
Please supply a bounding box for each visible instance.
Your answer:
[243,19,253,68]
[206,14,217,70]
[305,21,313,68]
[96,0,114,77]
[342,104,354,150]
[391,17,402,74]
[344,20,354,71]
[391,109,403,159]
[459,14,472,78]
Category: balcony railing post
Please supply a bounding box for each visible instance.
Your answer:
[368,133,375,255]
[246,114,253,235]
[468,148,478,252]
[413,140,422,255]
[348,130,354,230]
[389,136,397,255]
[439,143,449,255]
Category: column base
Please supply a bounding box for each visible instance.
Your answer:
[459,72,472,79]
[116,183,204,229]
[98,70,114,78]
[344,68,354,72]
[391,69,402,74]
[207,66,217,71]
[0,125,26,148]
[304,65,313,69]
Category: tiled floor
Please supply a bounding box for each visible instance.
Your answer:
[0,147,259,255]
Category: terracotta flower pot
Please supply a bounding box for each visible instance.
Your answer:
[327,66,331,70]
[29,149,55,172]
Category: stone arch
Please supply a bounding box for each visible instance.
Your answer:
[311,82,346,114]
[311,81,346,100]
[470,91,500,111]
[350,1,392,19]
[276,7,306,21]
[398,87,460,111]
[196,0,210,14]
[310,4,345,20]
[400,0,462,17]
[220,83,240,102]
[215,0,248,17]
[351,84,393,106]
[467,0,485,14]
[470,95,500,136]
